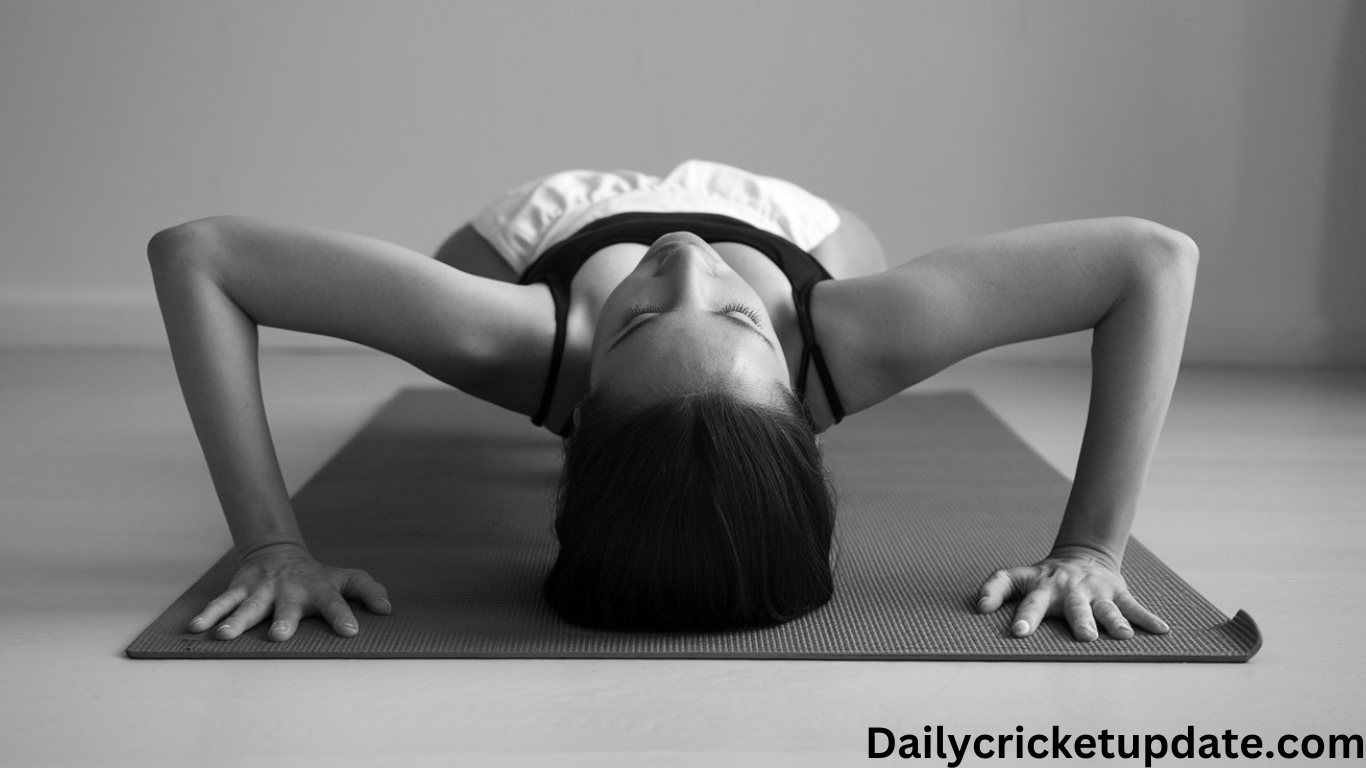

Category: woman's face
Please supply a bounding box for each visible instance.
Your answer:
[589,232,791,405]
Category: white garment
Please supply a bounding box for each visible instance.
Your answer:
[470,159,841,274]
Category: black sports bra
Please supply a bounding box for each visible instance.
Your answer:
[517,212,846,435]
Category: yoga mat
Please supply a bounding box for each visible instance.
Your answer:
[127,389,1260,661]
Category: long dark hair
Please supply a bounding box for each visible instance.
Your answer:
[543,386,836,631]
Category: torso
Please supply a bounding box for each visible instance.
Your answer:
[438,204,883,435]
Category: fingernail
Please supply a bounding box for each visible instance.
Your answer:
[1012,620,1029,636]
[215,624,232,637]
[341,622,357,634]
[271,622,288,636]
[378,598,391,609]
[976,597,989,610]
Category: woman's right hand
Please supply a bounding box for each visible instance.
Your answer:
[187,543,392,641]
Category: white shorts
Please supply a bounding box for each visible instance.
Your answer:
[470,159,841,275]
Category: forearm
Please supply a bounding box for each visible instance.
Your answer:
[1052,232,1198,565]
[149,228,307,557]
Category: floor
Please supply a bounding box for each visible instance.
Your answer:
[2,349,1363,767]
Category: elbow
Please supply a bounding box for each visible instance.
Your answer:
[147,217,229,278]
[1152,221,1199,279]
[147,221,194,271]
[1120,217,1199,294]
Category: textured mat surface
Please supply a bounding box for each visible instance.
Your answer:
[127,389,1260,661]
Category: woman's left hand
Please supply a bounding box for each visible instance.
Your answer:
[976,545,1170,641]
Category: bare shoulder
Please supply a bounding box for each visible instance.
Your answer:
[424,226,556,415]
[425,223,565,416]
[798,203,897,429]
[814,217,1185,422]
[810,233,972,420]
[808,270,933,424]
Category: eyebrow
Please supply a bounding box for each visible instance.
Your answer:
[607,312,776,353]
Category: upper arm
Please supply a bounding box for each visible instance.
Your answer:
[815,217,1181,414]
[166,216,554,417]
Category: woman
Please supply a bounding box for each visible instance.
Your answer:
[148,160,1194,642]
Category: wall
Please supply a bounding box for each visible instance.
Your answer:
[1,0,1361,364]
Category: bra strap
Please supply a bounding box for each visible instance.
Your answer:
[531,280,569,428]
[793,281,846,423]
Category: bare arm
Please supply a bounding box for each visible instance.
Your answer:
[147,216,551,639]
[818,216,1198,639]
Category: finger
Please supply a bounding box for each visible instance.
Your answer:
[1010,588,1053,637]
[1115,593,1170,634]
[215,587,273,640]
[1093,599,1133,639]
[269,599,304,642]
[343,570,392,615]
[317,593,359,637]
[189,586,247,633]
[977,569,1020,613]
[1063,596,1098,642]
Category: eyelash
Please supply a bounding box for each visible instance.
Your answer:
[618,302,764,328]
[618,303,663,326]
[719,302,765,328]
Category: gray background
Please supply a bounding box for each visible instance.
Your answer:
[2,0,1363,365]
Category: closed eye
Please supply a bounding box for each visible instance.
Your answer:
[607,309,774,353]
[617,302,764,330]
[719,302,764,328]
[617,303,664,329]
